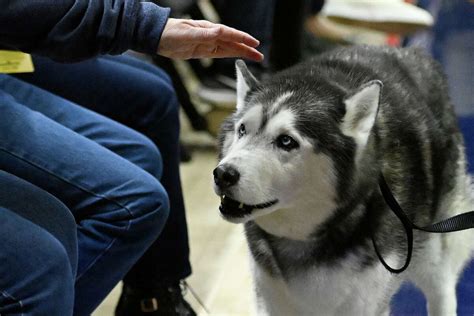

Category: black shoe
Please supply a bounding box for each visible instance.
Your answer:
[115,282,197,316]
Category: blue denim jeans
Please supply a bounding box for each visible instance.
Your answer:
[15,54,192,288]
[0,171,77,315]
[0,74,170,315]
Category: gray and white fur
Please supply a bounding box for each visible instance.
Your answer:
[213,45,473,316]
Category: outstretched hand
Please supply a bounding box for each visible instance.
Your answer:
[157,18,264,61]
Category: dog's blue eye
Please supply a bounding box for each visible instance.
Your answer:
[276,135,299,151]
[238,124,246,138]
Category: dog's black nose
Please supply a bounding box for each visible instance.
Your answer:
[213,165,240,189]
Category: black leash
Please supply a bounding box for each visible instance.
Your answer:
[372,174,474,274]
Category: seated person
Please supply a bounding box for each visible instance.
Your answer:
[16,52,196,315]
[0,0,263,314]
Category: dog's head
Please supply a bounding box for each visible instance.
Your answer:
[214,60,382,238]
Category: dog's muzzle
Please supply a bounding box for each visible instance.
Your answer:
[213,164,240,190]
[219,195,278,219]
[214,164,278,219]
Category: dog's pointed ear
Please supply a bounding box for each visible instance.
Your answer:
[236,60,259,111]
[341,80,382,149]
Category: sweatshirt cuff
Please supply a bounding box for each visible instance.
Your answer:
[132,3,170,54]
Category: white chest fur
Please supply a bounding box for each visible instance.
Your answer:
[251,255,399,316]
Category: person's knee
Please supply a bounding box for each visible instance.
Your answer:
[131,133,164,179]
[24,230,75,305]
[156,68,173,87]
[41,238,75,291]
[0,171,79,276]
[153,80,180,123]
[141,77,180,129]
[126,172,170,244]
[1,206,74,313]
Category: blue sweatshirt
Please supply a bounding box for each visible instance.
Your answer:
[0,0,170,62]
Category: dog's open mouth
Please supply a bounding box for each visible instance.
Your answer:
[219,195,278,218]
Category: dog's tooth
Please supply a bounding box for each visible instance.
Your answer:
[239,203,244,209]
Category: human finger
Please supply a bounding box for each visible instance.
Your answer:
[213,25,260,47]
[192,21,260,47]
[208,41,264,61]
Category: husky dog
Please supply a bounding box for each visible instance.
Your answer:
[213,46,473,316]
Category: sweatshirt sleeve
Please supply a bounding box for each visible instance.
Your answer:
[0,0,170,62]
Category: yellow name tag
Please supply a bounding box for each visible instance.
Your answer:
[0,50,35,73]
